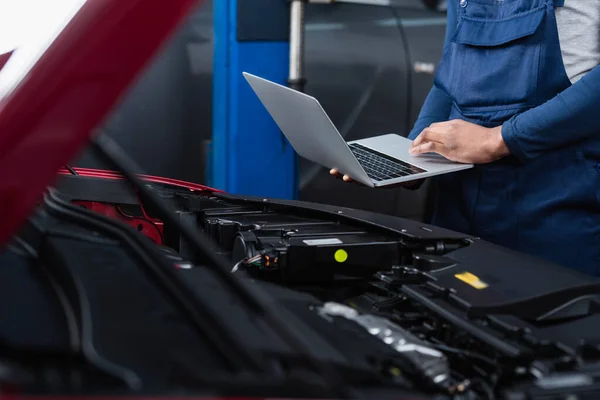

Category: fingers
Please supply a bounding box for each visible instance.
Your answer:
[330,169,354,182]
[410,141,448,157]
[411,127,446,148]
[411,120,460,149]
[331,168,421,189]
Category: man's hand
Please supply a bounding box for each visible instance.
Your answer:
[330,169,356,183]
[329,169,419,189]
[409,120,510,164]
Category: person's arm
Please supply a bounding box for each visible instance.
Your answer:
[407,2,457,141]
[408,85,453,140]
[501,65,600,162]
[402,3,456,190]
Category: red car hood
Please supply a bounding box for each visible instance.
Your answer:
[0,0,202,245]
[0,51,12,71]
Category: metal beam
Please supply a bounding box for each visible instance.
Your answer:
[211,0,297,199]
[288,0,306,92]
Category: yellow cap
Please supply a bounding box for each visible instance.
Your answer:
[334,249,348,263]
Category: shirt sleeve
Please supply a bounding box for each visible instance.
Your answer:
[501,64,600,162]
[407,2,457,141]
[407,85,454,140]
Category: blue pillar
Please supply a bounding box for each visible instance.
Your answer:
[212,0,298,199]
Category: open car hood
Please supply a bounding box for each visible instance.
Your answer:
[0,51,12,71]
[0,0,203,246]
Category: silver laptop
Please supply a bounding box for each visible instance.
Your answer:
[243,72,473,188]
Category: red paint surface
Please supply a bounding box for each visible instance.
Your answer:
[57,167,220,246]
[0,0,203,246]
[0,51,12,71]
[57,167,220,193]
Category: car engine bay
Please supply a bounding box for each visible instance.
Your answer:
[7,0,600,398]
[2,149,600,399]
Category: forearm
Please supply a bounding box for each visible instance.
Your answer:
[404,86,453,191]
[408,0,457,141]
[502,65,600,162]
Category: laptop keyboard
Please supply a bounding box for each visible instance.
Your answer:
[349,143,427,182]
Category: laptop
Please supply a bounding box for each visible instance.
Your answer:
[243,72,473,188]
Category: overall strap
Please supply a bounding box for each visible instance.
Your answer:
[554,0,565,7]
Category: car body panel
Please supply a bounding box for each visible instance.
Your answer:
[0,0,202,245]
[0,51,12,71]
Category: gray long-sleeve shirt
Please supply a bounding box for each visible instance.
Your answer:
[556,1,600,82]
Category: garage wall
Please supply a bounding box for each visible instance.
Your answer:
[72,0,445,222]
[73,2,214,184]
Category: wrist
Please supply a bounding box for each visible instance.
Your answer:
[488,126,510,160]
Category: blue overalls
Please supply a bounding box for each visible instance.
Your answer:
[430,0,600,275]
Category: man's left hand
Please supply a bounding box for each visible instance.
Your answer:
[409,120,510,164]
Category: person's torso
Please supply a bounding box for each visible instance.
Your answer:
[434,0,599,126]
[430,0,600,274]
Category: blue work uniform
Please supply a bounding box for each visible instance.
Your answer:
[408,0,600,275]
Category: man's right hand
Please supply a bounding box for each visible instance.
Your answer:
[329,169,420,189]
